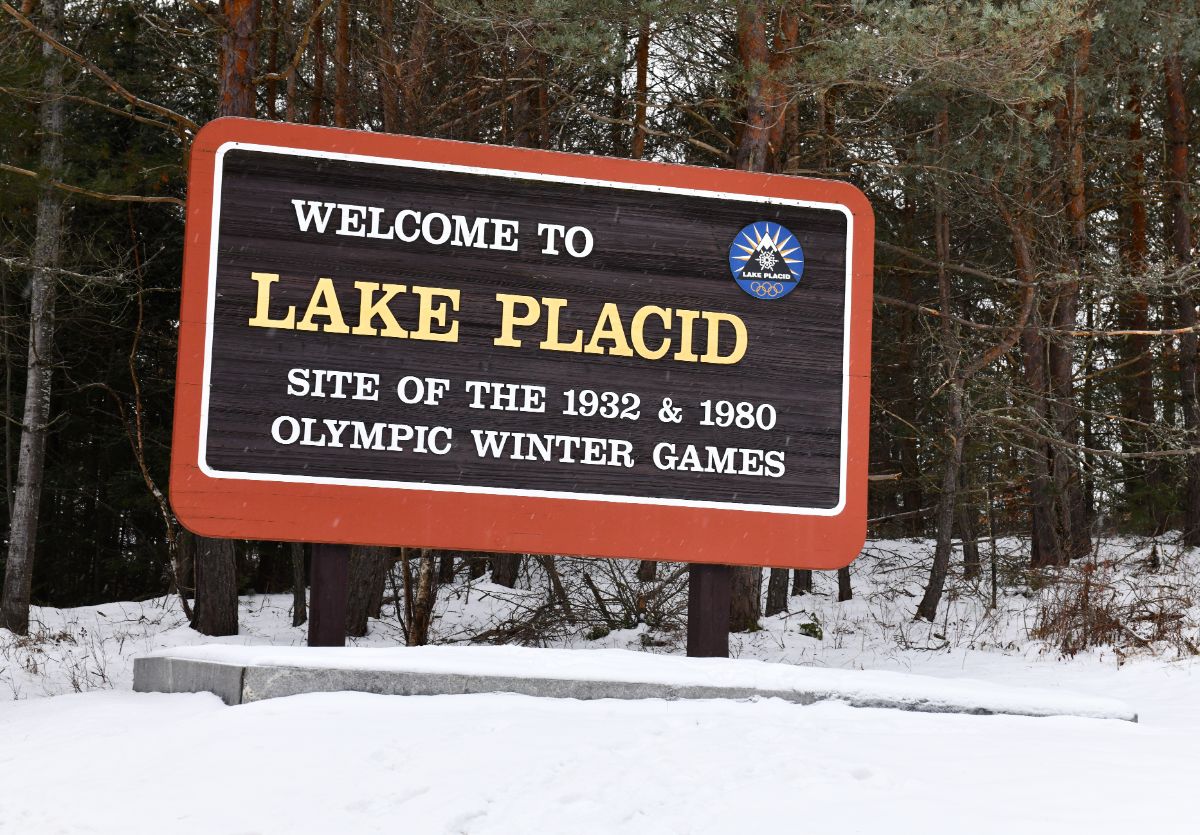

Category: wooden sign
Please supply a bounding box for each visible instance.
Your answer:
[171,118,874,568]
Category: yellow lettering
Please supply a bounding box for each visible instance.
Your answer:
[583,303,633,357]
[673,309,701,362]
[538,297,584,352]
[701,312,747,365]
[412,286,460,342]
[631,306,672,360]
[494,293,542,347]
[296,277,350,333]
[247,272,296,329]
[351,281,409,338]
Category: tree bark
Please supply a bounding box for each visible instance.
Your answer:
[733,1,797,173]
[630,13,650,159]
[1,0,64,635]
[290,541,307,626]
[764,568,788,616]
[1008,198,1063,568]
[407,549,437,646]
[1118,81,1166,531]
[399,0,434,133]
[345,545,388,637]
[333,0,350,127]
[836,566,852,602]
[917,110,966,621]
[1048,29,1092,561]
[309,3,325,123]
[538,555,574,621]
[191,536,239,635]
[959,493,981,581]
[729,565,761,631]
[791,569,812,595]
[491,553,521,588]
[437,552,455,584]
[1164,48,1199,545]
[219,0,258,118]
[377,0,399,132]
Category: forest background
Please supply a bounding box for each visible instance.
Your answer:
[1,0,1198,648]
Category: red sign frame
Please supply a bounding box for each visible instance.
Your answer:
[170,118,874,569]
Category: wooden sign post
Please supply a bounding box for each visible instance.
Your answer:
[171,118,874,651]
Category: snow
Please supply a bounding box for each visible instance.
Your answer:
[0,689,1192,834]
[2,535,1199,832]
[148,643,1137,720]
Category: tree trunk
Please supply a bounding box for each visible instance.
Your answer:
[309,4,325,123]
[1118,82,1166,532]
[266,0,279,119]
[407,549,437,646]
[2,266,13,524]
[491,553,521,588]
[1048,30,1092,561]
[732,1,797,174]
[836,566,852,602]
[915,409,964,621]
[290,541,307,627]
[1164,49,1199,545]
[399,0,434,133]
[345,545,388,637]
[377,0,399,132]
[191,535,239,635]
[791,569,812,595]
[437,552,455,584]
[1008,200,1064,568]
[219,0,259,118]
[467,553,487,580]
[630,13,650,159]
[1,0,64,636]
[333,0,350,127]
[959,498,981,581]
[729,566,761,631]
[282,0,298,121]
[916,106,964,622]
[764,568,788,616]
[538,555,574,621]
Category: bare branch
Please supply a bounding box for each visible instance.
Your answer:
[1,1,199,136]
[0,161,184,206]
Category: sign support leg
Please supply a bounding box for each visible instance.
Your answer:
[308,543,350,647]
[686,563,731,657]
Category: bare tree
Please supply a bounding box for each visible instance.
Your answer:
[1,0,65,635]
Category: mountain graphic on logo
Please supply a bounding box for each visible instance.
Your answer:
[731,224,801,281]
[728,222,805,299]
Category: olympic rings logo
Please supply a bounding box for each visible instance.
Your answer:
[750,281,785,298]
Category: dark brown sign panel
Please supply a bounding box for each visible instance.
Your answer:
[171,119,874,568]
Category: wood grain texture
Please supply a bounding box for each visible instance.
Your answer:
[204,148,848,509]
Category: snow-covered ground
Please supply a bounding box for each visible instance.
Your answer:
[2,536,1198,833]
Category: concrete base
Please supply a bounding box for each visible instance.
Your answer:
[132,647,1137,721]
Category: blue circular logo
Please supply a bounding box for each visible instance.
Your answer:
[728,221,804,299]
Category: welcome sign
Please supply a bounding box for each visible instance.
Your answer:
[170,118,874,568]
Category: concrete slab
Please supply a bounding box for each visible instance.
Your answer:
[132,645,1137,721]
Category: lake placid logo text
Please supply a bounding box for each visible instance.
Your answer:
[728,221,804,300]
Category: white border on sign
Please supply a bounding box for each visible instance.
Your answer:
[197,141,856,516]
